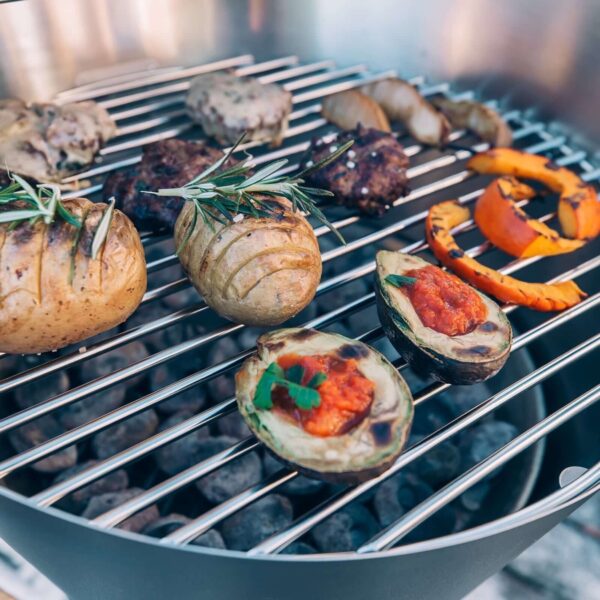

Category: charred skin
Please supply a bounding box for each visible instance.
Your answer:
[301,125,409,216]
[426,200,587,311]
[0,198,146,354]
[467,148,600,240]
[475,176,586,258]
[375,252,511,385]
[236,328,414,483]
[103,139,228,231]
[175,198,321,326]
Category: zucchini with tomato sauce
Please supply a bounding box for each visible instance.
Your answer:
[375,252,512,385]
[235,328,414,484]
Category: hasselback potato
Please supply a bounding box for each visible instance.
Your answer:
[0,197,146,354]
[175,197,322,326]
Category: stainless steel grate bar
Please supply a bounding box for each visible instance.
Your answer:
[357,382,600,552]
[55,54,255,103]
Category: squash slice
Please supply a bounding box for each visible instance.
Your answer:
[426,200,587,312]
[467,148,600,240]
[475,177,586,258]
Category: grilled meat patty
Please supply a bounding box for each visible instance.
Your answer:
[186,73,292,146]
[301,125,410,216]
[0,99,115,184]
[103,139,229,231]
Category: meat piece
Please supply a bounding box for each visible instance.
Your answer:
[0,98,115,183]
[185,73,292,146]
[300,125,410,216]
[103,139,227,231]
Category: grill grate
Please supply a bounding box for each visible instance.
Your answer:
[0,54,598,556]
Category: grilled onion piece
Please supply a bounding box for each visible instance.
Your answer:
[0,198,146,354]
[236,328,414,483]
[174,197,321,326]
[432,98,513,147]
[475,177,585,258]
[321,90,391,132]
[426,200,587,312]
[375,252,511,384]
[361,78,450,146]
[468,148,600,240]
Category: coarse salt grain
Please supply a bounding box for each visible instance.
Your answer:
[233,213,244,223]
[346,161,356,169]
[329,145,338,153]
[371,151,377,157]
[347,149,356,158]
[361,187,369,195]
[305,160,314,167]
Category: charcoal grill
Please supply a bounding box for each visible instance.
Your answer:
[0,2,599,599]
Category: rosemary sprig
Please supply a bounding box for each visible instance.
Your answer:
[91,198,116,259]
[148,134,353,253]
[0,172,82,229]
[0,172,115,283]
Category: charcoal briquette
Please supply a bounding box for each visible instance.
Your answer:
[220,495,293,551]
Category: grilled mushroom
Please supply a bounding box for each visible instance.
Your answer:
[375,252,512,384]
[236,328,414,483]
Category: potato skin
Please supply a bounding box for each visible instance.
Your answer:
[0,198,146,354]
[175,197,321,326]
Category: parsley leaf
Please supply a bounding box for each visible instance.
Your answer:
[252,362,284,409]
[385,274,417,288]
[252,362,327,412]
[285,364,305,384]
[287,383,321,410]
[307,372,327,389]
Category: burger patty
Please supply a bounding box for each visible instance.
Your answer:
[301,125,410,216]
[186,73,292,146]
[103,139,229,231]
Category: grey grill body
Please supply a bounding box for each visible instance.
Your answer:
[0,2,598,599]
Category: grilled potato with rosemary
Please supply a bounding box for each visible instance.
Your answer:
[155,137,352,326]
[175,197,321,326]
[0,177,146,354]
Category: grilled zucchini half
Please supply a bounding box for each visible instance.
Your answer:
[375,251,512,384]
[235,328,414,484]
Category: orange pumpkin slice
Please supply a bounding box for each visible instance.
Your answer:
[467,148,600,240]
[475,176,586,258]
[426,200,587,312]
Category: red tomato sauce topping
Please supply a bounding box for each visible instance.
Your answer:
[402,265,487,336]
[272,353,375,437]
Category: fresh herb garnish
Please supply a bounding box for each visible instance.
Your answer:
[148,134,353,252]
[91,197,115,260]
[385,274,417,288]
[253,362,327,411]
[0,173,82,229]
[0,173,115,283]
